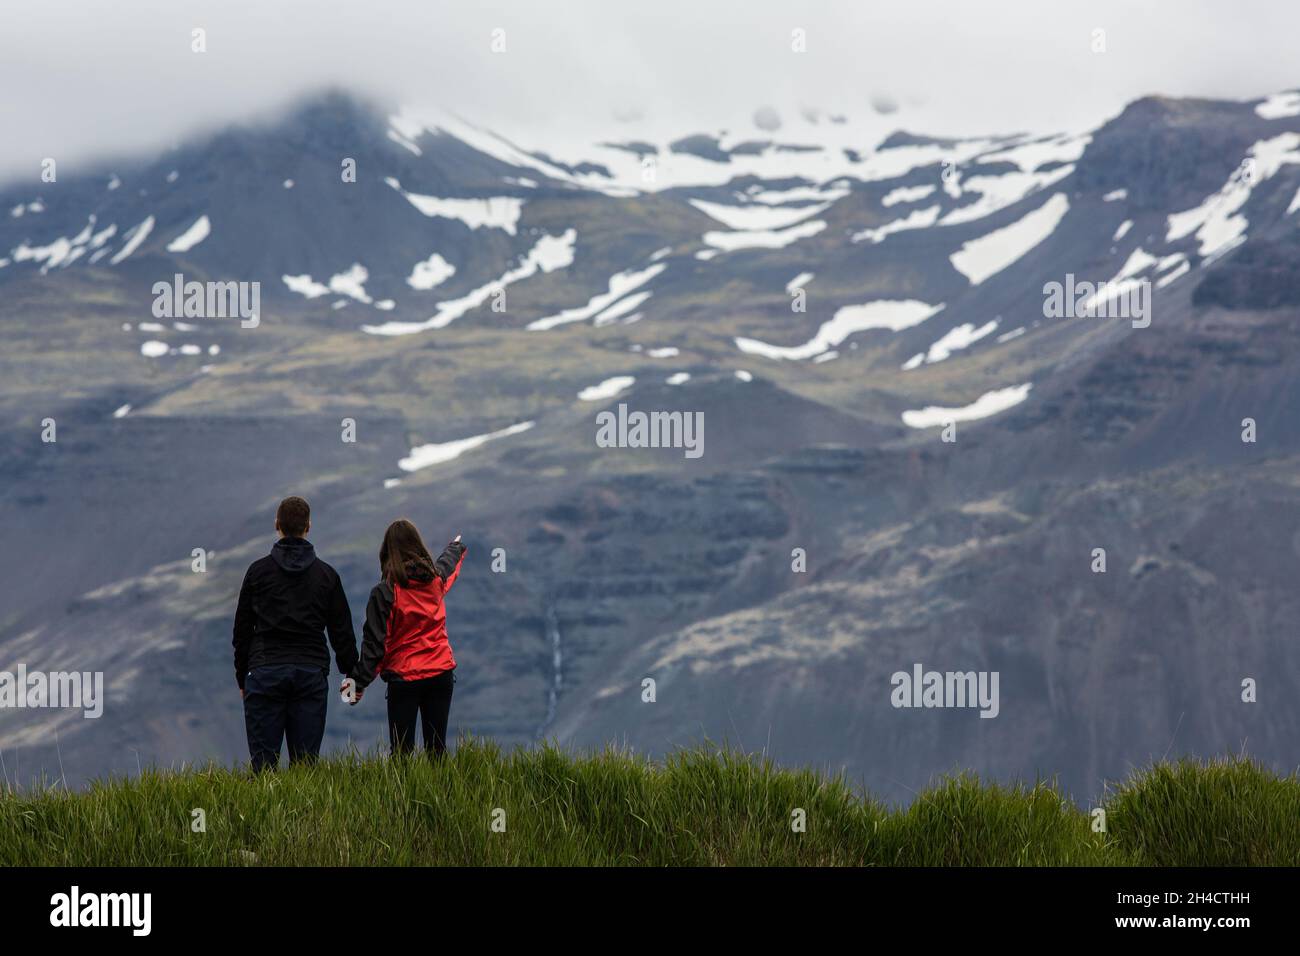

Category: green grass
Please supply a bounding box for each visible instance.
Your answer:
[0,741,1295,866]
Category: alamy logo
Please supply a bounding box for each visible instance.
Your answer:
[595,402,704,459]
[891,663,1000,718]
[0,664,104,718]
[1043,274,1150,329]
[50,886,151,936]
[152,272,260,328]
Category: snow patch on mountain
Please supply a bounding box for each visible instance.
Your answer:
[690,198,828,231]
[282,264,374,302]
[1256,91,1300,119]
[385,176,523,234]
[785,272,814,294]
[1116,247,1159,279]
[387,129,423,156]
[949,193,1069,284]
[166,215,210,253]
[5,214,121,273]
[1156,252,1191,288]
[902,383,1032,428]
[529,262,665,332]
[89,223,116,247]
[902,318,1000,369]
[1165,133,1300,260]
[594,294,650,326]
[399,421,536,472]
[1076,247,1160,314]
[736,299,943,361]
[329,264,372,303]
[939,164,1073,226]
[852,205,940,244]
[578,376,636,401]
[365,229,577,335]
[976,133,1090,172]
[12,236,73,271]
[283,274,329,298]
[703,218,826,253]
[407,252,456,290]
[747,183,850,205]
[109,216,155,265]
[856,137,1003,184]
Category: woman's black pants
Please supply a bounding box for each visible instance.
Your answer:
[385,670,455,756]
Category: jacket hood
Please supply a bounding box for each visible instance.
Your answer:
[271,536,317,574]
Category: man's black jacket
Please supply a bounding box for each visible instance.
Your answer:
[232,537,359,690]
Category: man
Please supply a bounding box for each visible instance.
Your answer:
[232,496,359,771]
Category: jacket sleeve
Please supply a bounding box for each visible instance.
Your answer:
[353,583,394,690]
[434,539,467,592]
[326,572,360,679]
[232,565,256,690]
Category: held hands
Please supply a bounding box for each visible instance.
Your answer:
[340,677,364,705]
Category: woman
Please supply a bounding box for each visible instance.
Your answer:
[350,519,466,756]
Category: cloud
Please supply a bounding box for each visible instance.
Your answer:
[0,0,1295,183]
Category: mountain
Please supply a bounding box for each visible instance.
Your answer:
[3,87,1300,803]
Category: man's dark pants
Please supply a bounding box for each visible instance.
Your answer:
[243,664,329,771]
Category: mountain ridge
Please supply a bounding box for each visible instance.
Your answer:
[3,86,1300,801]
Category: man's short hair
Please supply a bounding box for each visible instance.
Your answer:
[276,496,311,537]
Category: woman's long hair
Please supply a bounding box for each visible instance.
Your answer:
[379,519,437,587]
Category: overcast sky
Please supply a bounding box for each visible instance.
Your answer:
[1,0,1296,184]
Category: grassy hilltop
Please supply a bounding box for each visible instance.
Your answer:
[1,742,1297,866]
